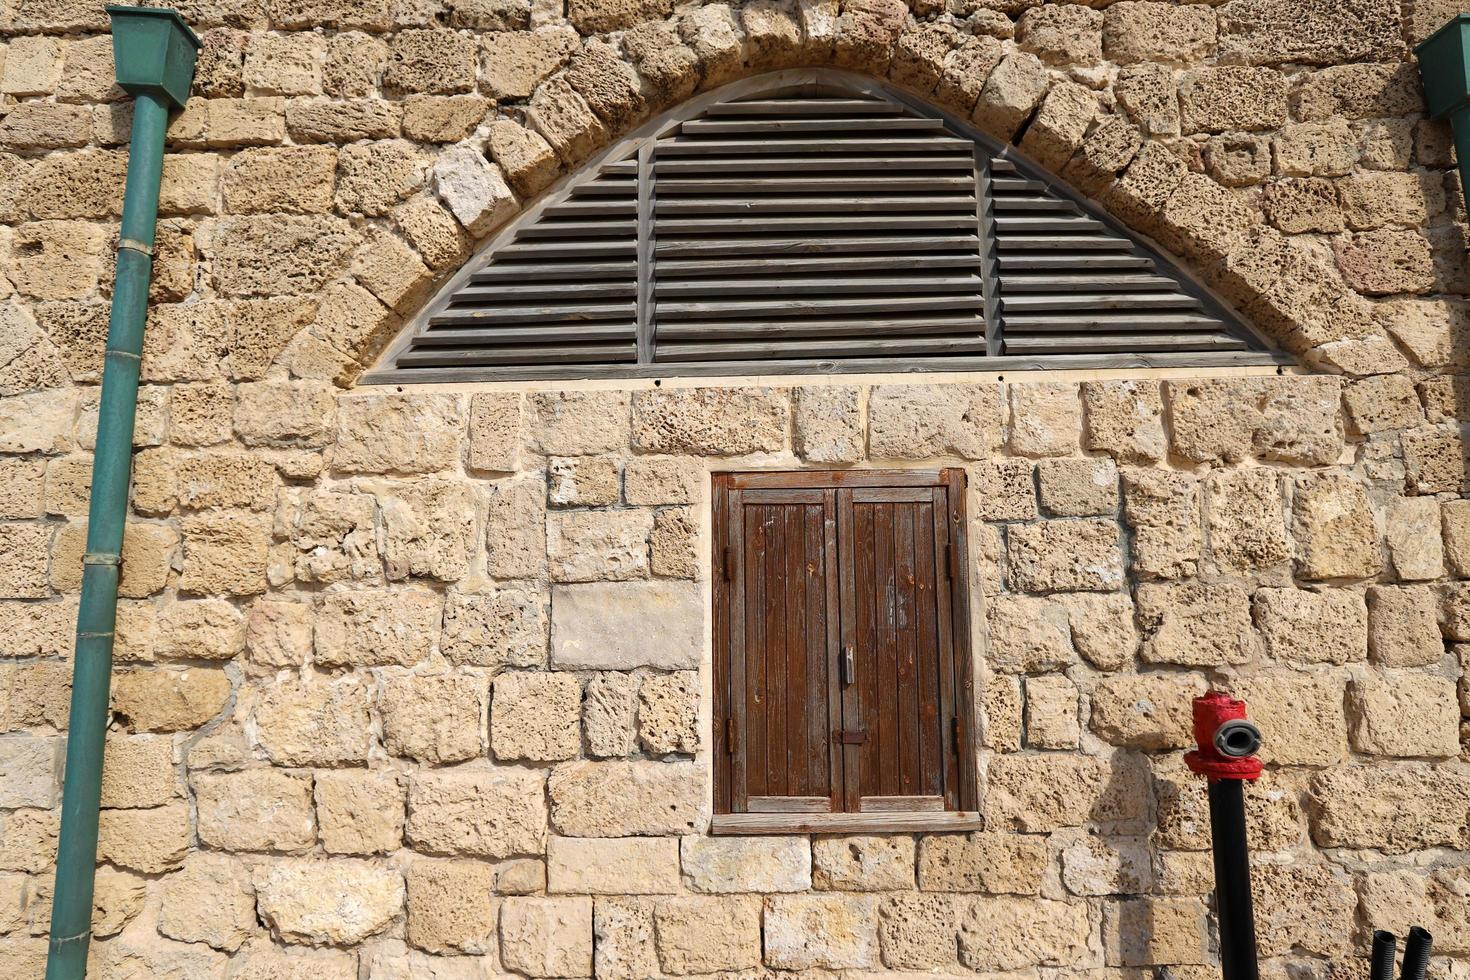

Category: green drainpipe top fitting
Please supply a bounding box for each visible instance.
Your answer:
[1416,14,1470,199]
[105,5,200,109]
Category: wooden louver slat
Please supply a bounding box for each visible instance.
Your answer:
[382,79,1269,381]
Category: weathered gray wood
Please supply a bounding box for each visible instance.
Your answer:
[636,141,654,365]
[656,316,984,340]
[656,176,974,193]
[1004,332,1248,354]
[653,155,973,174]
[497,240,638,259]
[704,98,903,115]
[1000,292,1202,312]
[658,295,982,319]
[996,235,1133,251]
[657,215,978,234]
[659,136,974,155]
[417,324,635,344]
[656,276,984,298]
[655,235,981,257]
[657,336,988,360]
[655,196,976,214]
[996,253,1152,270]
[998,272,1179,291]
[660,255,981,276]
[450,282,637,302]
[395,342,638,367]
[680,117,945,134]
[993,214,1107,233]
[1002,312,1228,331]
[428,302,634,325]
[472,260,636,282]
[975,148,1002,357]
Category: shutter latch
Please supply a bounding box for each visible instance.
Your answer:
[836,729,868,744]
[722,546,731,581]
[725,716,736,754]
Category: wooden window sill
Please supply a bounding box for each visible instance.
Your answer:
[711,811,984,835]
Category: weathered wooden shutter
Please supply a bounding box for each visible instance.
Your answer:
[713,470,976,829]
[376,73,1276,383]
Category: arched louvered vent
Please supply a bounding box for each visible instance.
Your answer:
[372,72,1280,383]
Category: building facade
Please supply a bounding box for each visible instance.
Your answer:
[0,0,1469,976]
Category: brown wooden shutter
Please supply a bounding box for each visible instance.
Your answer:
[714,470,976,825]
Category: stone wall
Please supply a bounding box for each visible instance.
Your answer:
[1,0,1470,977]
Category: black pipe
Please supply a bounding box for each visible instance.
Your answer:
[1371,930,1398,980]
[1208,778,1260,980]
[1401,926,1433,980]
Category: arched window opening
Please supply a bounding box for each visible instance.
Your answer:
[369,71,1282,383]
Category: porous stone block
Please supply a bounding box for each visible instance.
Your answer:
[404,860,499,954]
[1254,588,1367,665]
[972,53,1048,143]
[1059,833,1152,897]
[1404,425,1470,494]
[405,94,492,143]
[1103,1,1215,62]
[1008,382,1080,458]
[379,480,478,583]
[234,381,336,448]
[315,769,405,855]
[527,76,610,166]
[1311,763,1470,853]
[381,671,487,764]
[110,667,230,733]
[1444,499,1470,577]
[878,893,959,970]
[765,894,879,969]
[336,140,426,218]
[1206,468,1290,573]
[1037,458,1118,517]
[1291,473,1382,580]
[99,734,179,809]
[656,895,763,973]
[1016,4,1102,64]
[159,853,257,952]
[547,508,653,583]
[1006,519,1123,593]
[1368,586,1442,668]
[1217,0,1402,67]
[982,675,1022,750]
[488,118,561,196]
[1179,67,1287,134]
[441,588,548,670]
[222,145,336,214]
[681,835,812,893]
[195,768,315,854]
[316,588,441,667]
[1348,674,1460,758]
[916,832,1047,894]
[551,581,702,669]
[795,385,864,463]
[1122,469,1201,580]
[1251,862,1356,957]
[549,760,704,836]
[970,458,1035,522]
[492,670,580,762]
[252,674,372,767]
[632,387,788,456]
[1082,380,1165,463]
[1102,896,1211,966]
[1138,582,1258,666]
[211,215,358,298]
[638,670,698,755]
[406,767,547,858]
[333,392,461,475]
[1232,674,1348,765]
[984,753,1148,833]
[1385,497,1444,581]
[1090,673,1203,750]
[548,836,681,894]
[97,802,191,874]
[812,836,915,891]
[960,896,1092,971]
[254,859,404,946]
[52,519,177,599]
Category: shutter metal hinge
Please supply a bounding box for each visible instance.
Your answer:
[725,717,736,754]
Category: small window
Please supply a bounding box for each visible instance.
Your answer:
[712,469,978,834]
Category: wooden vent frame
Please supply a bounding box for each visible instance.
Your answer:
[368,70,1285,385]
[712,469,980,835]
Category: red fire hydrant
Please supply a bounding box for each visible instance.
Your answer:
[1186,692,1263,980]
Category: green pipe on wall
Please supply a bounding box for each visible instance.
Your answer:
[45,8,198,979]
[1418,14,1470,202]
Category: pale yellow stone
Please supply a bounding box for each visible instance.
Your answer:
[548,760,704,837]
[406,767,547,858]
[254,859,404,946]
[548,836,680,895]
[195,768,316,854]
[500,896,594,978]
[315,769,405,856]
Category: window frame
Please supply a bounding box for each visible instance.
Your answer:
[711,468,980,835]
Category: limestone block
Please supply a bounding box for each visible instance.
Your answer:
[468,391,523,473]
[1385,497,1444,581]
[254,859,404,946]
[0,459,45,520]
[551,580,702,669]
[1344,375,1422,434]
[487,118,561,196]
[982,675,1022,750]
[744,0,803,69]
[252,674,371,766]
[1369,586,1443,669]
[405,94,492,144]
[830,0,906,73]
[440,588,548,670]
[211,215,358,298]
[960,896,1092,971]
[1081,380,1165,463]
[405,860,500,954]
[1024,674,1079,749]
[393,194,471,270]
[916,832,1047,894]
[1103,896,1210,966]
[1206,468,1290,574]
[1138,582,1258,666]
[972,53,1048,143]
[159,853,257,952]
[528,389,630,456]
[1311,763,1470,852]
[1179,67,1287,134]
[111,667,230,733]
[322,30,387,98]
[935,36,1004,115]
[650,506,698,579]
[1103,1,1216,63]
[432,145,516,237]
[380,480,477,583]
[811,836,914,892]
[1404,425,1470,494]
[1349,674,1460,758]
[1007,519,1123,593]
[984,753,1148,833]
[316,588,440,667]
[1035,460,1117,519]
[1291,473,1382,580]
[0,737,57,809]
[889,22,964,95]
[546,508,652,583]
[765,894,879,969]
[1252,862,1356,957]
[1340,171,1433,230]
[594,897,660,980]
[1008,382,1080,458]
[385,29,476,95]
[1335,228,1435,296]
[564,42,647,132]
[1265,177,1342,232]
[195,768,315,853]
[315,769,405,855]
[655,895,763,974]
[638,670,698,755]
[1122,469,1201,580]
[549,759,704,836]
[450,0,531,29]
[1232,674,1348,765]
[1274,119,1359,177]
[547,836,680,894]
[99,734,179,809]
[681,835,810,893]
[970,458,1035,522]
[1016,4,1102,64]
[1419,376,1470,425]
[1116,64,1179,137]
[0,103,95,151]
[336,140,426,218]
[235,381,336,448]
[333,392,461,475]
[1090,673,1203,750]
[584,671,640,757]
[2,35,61,96]
[876,893,958,970]
[1206,135,1273,187]
[527,76,610,166]
[484,475,548,581]
[680,3,746,85]
[1445,499,1470,577]
[0,658,71,730]
[1254,588,1367,666]
[492,670,580,762]
[985,595,1072,674]
[0,808,58,873]
[1059,834,1152,897]
[632,387,788,455]
[10,220,110,302]
[795,385,864,463]
[275,489,378,585]
[222,145,335,214]
[1217,0,1402,66]
[500,897,593,978]
[0,523,51,599]
[97,803,191,873]
[406,767,547,857]
[624,457,702,505]
[381,671,487,764]
[1061,593,1138,671]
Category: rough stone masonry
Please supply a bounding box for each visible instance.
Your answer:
[1,0,1470,976]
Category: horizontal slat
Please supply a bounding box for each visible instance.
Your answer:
[990,197,1080,213]
[655,235,980,257]
[656,276,982,298]
[497,241,637,259]
[655,335,987,361]
[706,98,902,116]
[996,272,1180,292]
[654,196,975,215]
[472,260,637,282]
[451,282,637,302]
[991,175,1046,193]
[514,221,635,239]
[1003,333,1249,354]
[1002,312,1228,331]
[655,176,975,193]
[656,316,984,340]
[660,254,982,276]
[658,295,981,319]
[429,303,635,324]
[395,342,639,367]
[659,136,973,155]
[679,117,946,134]
[996,253,1152,271]
[999,292,1202,312]
[653,155,974,173]
[996,235,1134,251]
[656,215,977,234]
[993,214,1107,233]
[542,199,638,217]
[417,324,635,344]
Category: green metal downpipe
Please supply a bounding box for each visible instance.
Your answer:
[45,8,198,979]
[1418,14,1470,201]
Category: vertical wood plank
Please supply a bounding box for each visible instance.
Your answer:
[914,500,942,797]
[874,502,898,797]
[944,467,978,811]
[823,489,844,812]
[836,487,862,812]
[747,503,768,800]
[635,141,655,364]
[975,148,1003,357]
[895,503,920,796]
[931,485,960,811]
[729,487,748,812]
[712,476,731,814]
